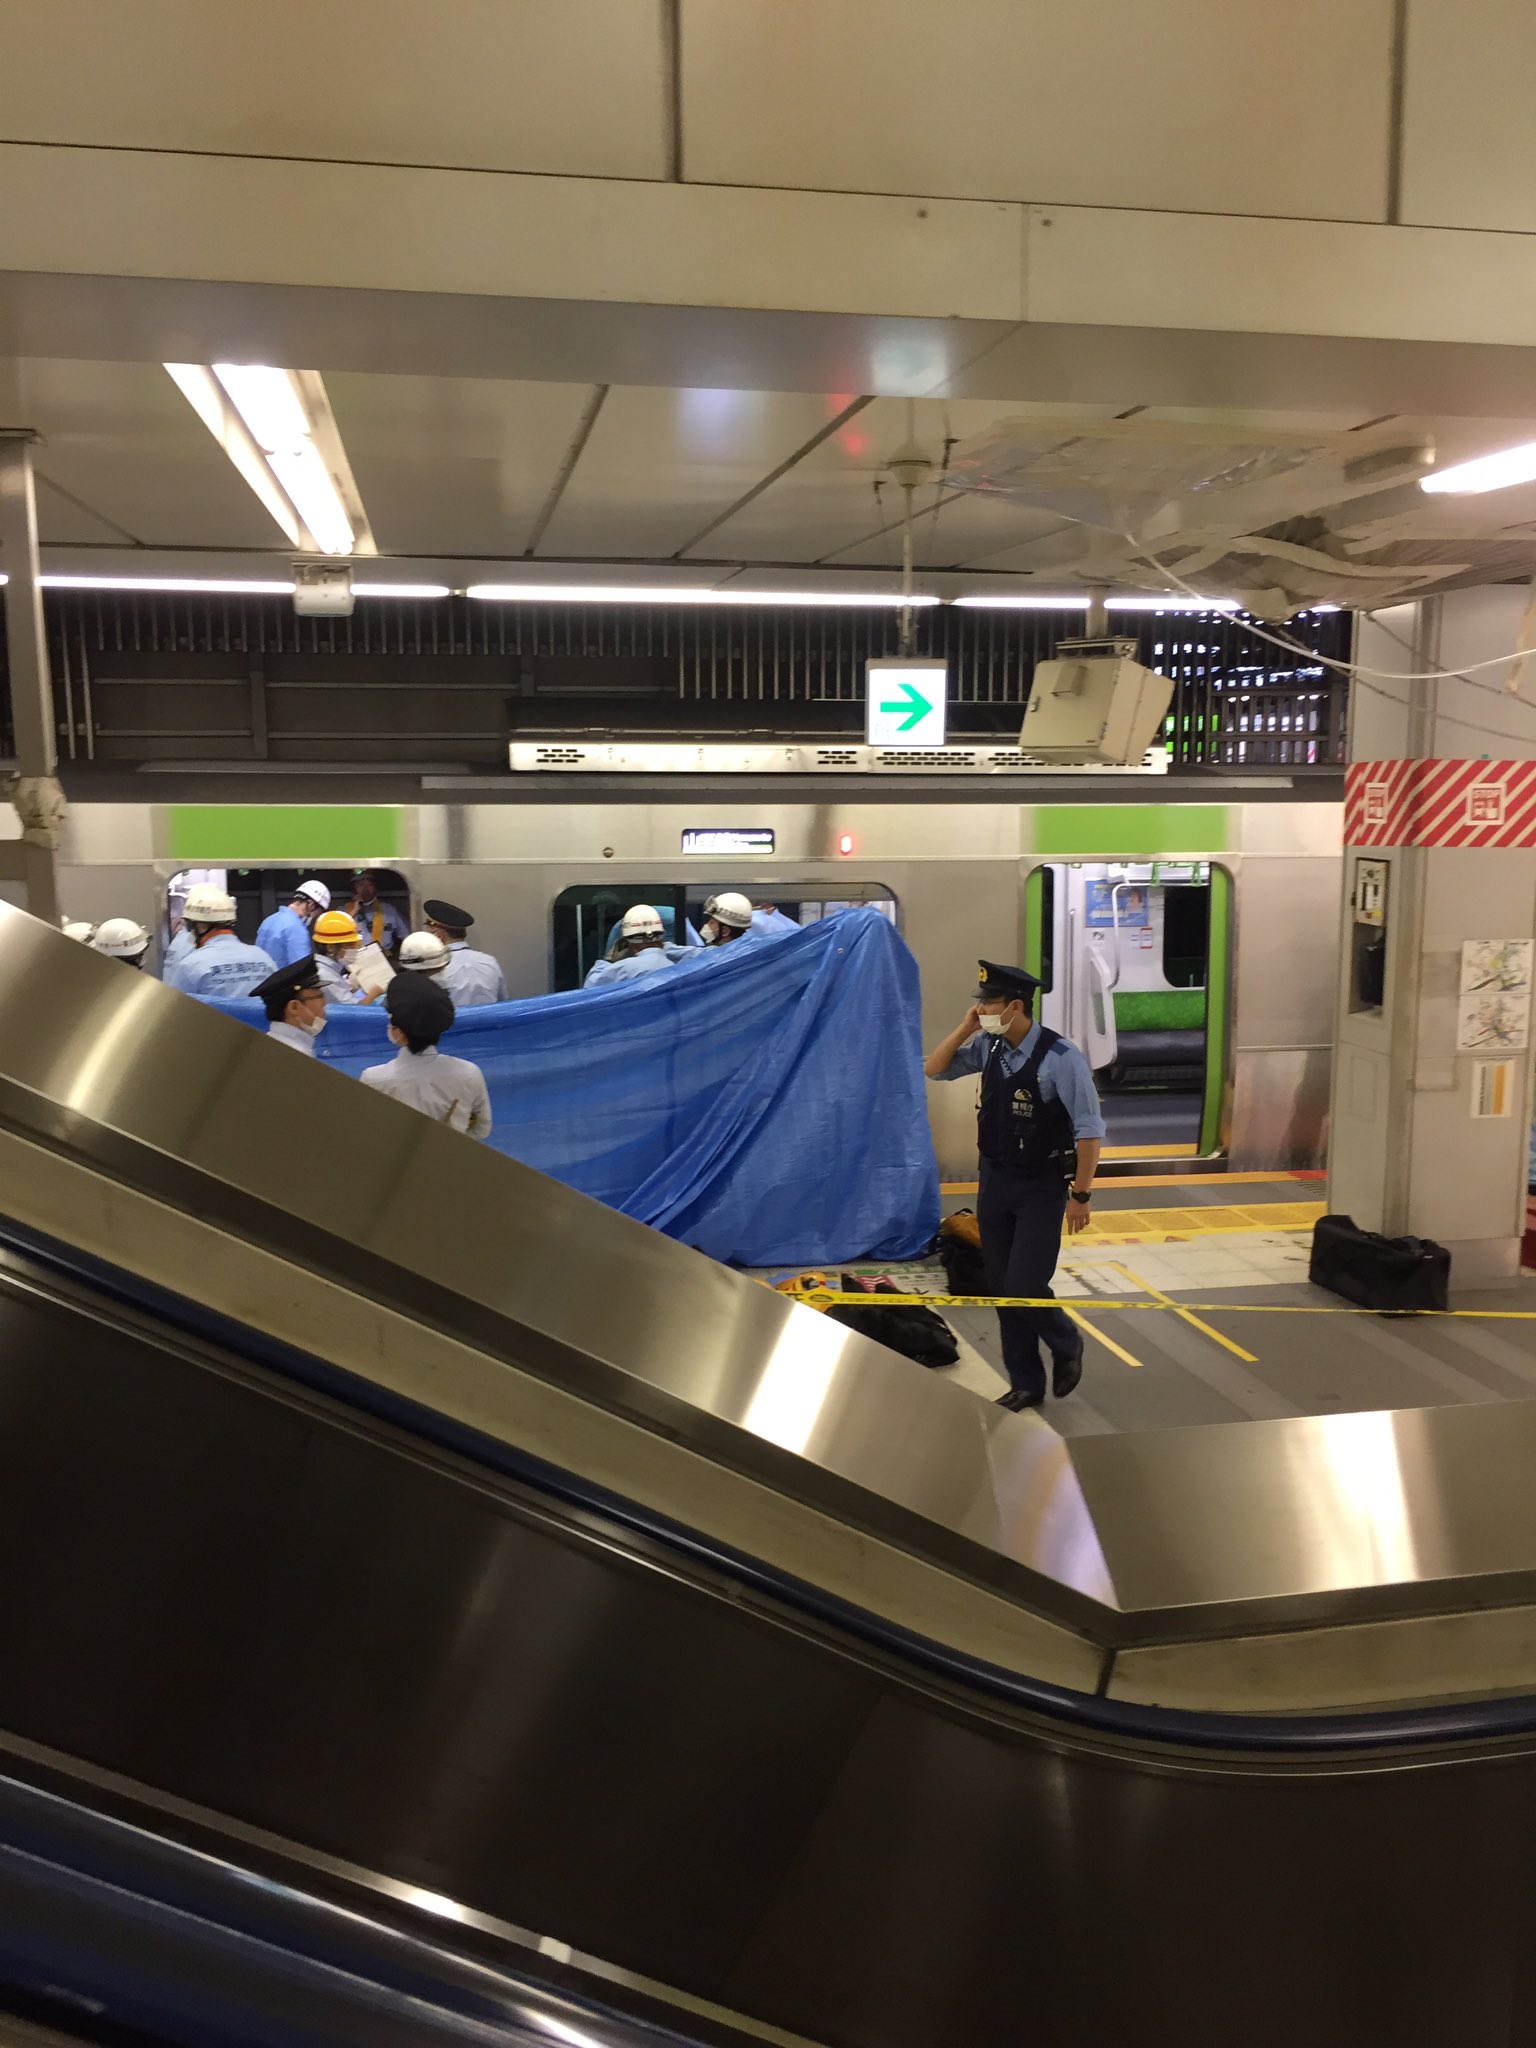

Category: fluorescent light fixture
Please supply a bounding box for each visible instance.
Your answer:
[466,583,939,607]
[165,363,303,548]
[953,592,1239,613]
[212,364,355,555]
[1421,441,1536,495]
[354,582,451,599]
[40,574,297,594]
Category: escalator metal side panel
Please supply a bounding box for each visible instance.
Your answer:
[0,1274,1533,2048]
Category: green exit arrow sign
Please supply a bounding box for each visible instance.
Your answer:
[865,658,947,748]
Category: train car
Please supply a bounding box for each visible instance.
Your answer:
[47,790,1341,1179]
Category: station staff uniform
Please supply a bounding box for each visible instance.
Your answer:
[169,930,278,999]
[934,962,1105,1407]
[252,957,328,1057]
[361,972,493,1139]
[348,889,409,955]
[423,900,508,1007]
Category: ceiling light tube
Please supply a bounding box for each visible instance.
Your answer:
[353,582,452,599]
[466,583,939,607]
[1419,442,1536,495]
[39,574,298,594]
[165,364,304,549]
[211,363,355,555]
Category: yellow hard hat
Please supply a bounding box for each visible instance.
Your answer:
[313,910,363,948]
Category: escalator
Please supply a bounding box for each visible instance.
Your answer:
[0,906,1533,2048]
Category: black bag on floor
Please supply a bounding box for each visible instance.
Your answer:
[1309,1213,1450,1313]
[825,1274,960,1368]
[937,1232,988,1297]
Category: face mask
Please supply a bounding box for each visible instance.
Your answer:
[978,1010,1009,1036]
[303,1011,328,1038]
[702,922,722,946]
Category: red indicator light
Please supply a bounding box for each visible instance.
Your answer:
[838,833,854,856]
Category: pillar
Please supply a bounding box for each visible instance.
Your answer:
[1329,587,1536,1287]
[0,430,64,927]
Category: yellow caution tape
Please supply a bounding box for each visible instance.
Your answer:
[797,1290,1536,1320]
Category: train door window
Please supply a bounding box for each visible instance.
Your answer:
[1037,860,1218,1158]
[552,884,690,991]
[167,866,413,951]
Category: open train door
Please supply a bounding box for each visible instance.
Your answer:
[1026,860,1232,1162]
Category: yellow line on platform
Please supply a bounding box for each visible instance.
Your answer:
[792,1291,1536,1320]
[940,1172,1318,1196]
[1115,1261,1259,1366]
[1063,1303,1144,1370]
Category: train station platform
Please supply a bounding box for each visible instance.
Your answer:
[760,1170,1536,1438]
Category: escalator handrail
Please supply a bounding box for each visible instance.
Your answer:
[4,1214,1533,1760]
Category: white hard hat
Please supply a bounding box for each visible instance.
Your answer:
[182,884,237,925]
[620,904,665,939]
[295,879,331,910]
[61,920,96,944]
[709,891,754,930]
[92,917,150,959]
[399,930,450,973]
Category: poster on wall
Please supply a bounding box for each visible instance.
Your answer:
[1085,881,1151,929]
[1456,939,1533,1053]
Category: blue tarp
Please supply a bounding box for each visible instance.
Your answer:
[200,906,939,1265]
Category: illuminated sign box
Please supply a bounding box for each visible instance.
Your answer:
[681,828,775,856]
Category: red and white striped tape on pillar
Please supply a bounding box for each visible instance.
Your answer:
[1346,760,1536,847]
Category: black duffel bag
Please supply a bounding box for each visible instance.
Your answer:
[825,1274,960,1368]
[1309,1213,1450,1314]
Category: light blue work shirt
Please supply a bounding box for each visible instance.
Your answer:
[751,907,799,938]
[935,1021,1107,1141]
[347,897,410,954]
[162,926,194,979]
[168,932,278,1000]
[255,903,314,969]
[440,941,508,1007]
[583,945,687,990]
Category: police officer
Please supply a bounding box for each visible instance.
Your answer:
[166,886,277,998]
[926,961,1105,1410]
[251,957,329,1056]
[423,899,508,1006]
[360,972,492,1140]
[256,879,330,968]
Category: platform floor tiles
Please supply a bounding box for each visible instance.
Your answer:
[787,1174,1536,1440]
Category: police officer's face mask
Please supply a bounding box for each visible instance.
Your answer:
[977,1002,1014,1036]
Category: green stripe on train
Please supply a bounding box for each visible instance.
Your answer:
[1030,805,1229,857]
[166,806,402,862]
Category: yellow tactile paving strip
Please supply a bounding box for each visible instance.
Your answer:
[1079,1201,1325,1243]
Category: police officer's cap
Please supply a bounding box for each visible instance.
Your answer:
[423,898,474,931]
[975,959,1042,1003]
[386,969,455,1039]
[252,956,323,1015]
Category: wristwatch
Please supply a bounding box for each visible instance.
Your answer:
[1068,1188,1092,1204]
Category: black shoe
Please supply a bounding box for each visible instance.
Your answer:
[1050,1331,1085,1399]
[996,1386,1044,1412]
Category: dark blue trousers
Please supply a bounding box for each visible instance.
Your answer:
[976,1161,1075,1399]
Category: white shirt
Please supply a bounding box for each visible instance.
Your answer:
[439,941,508,1007]
[359,1045,493,1140]
[266,1020,318,1058]
[316,954,363,1005]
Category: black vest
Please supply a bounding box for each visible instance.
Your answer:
[978,1027,1076,1172]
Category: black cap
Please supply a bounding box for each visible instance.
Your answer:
[976,959,1042,1003]
[386,970,455,1040]
[252,956,323,1019]
[423,898,473,931]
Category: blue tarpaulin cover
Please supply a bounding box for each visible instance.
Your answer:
[200,906,939,1264]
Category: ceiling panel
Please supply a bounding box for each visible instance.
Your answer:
[14,358,292,550]
[537,386,847,560]
[701,397,1119,565]
[326,372,599,556]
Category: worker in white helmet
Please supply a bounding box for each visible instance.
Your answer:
[398,930,452,978]
[256,878,331,969]
[91,918,151,969]
[699,891,756,948]
[583,904,682,989]
[62,919,96,944]
[165,884,277,998]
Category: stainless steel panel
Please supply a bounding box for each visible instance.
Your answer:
[1228,1044,1331,1169]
